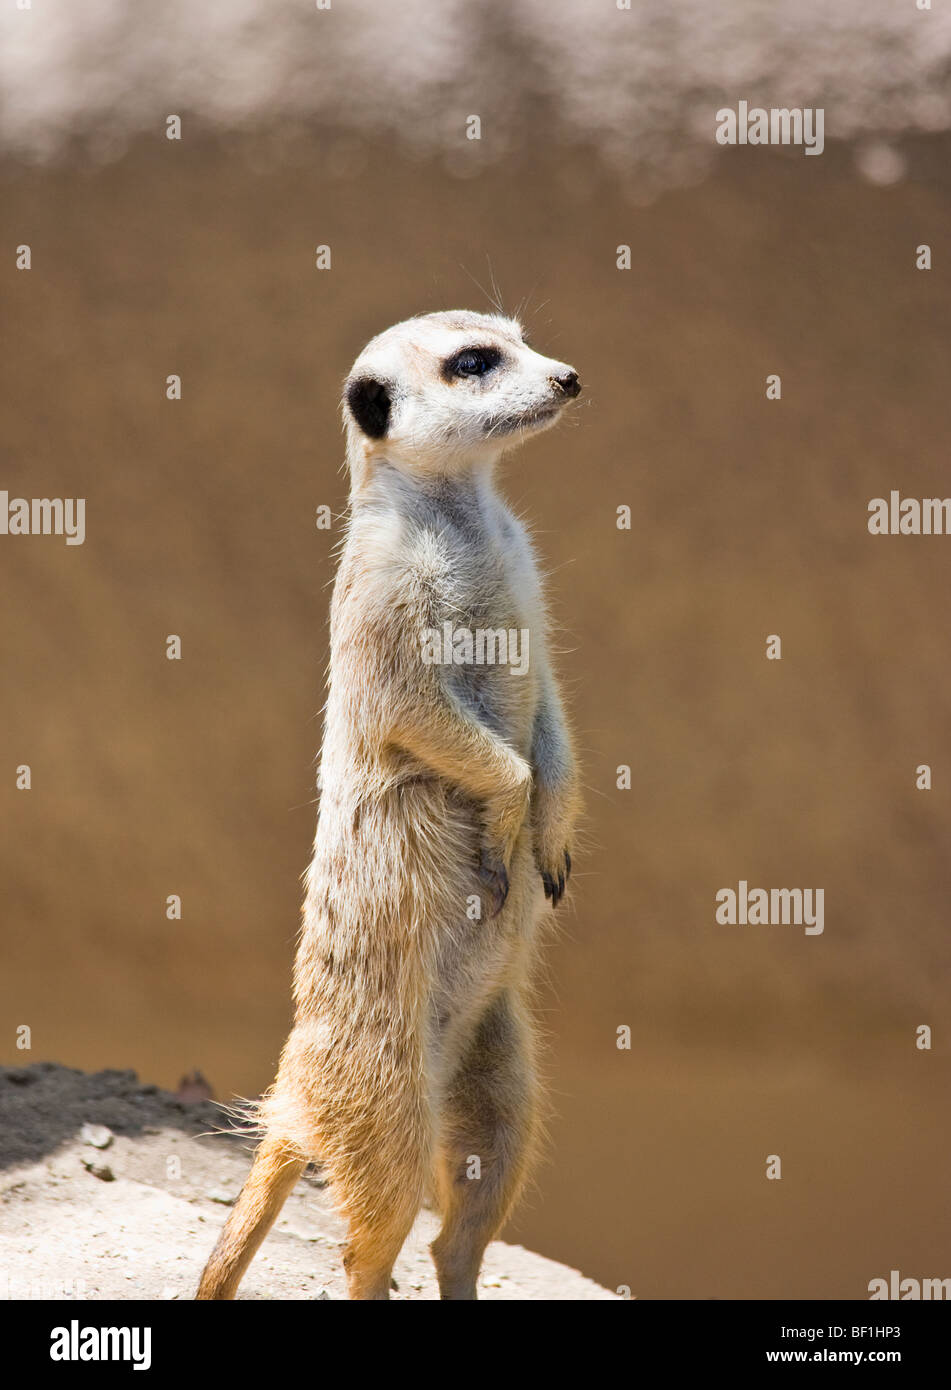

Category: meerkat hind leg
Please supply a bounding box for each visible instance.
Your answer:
[431,991,539,1300]
[337,1137,428,1299]
[196,1137,306,1299]
[330,1068,430,1298]
[342,1203,422,1300]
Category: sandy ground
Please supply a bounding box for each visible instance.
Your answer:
[0,1064,616,1301]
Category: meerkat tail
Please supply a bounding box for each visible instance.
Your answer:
[196,1138,306,1299]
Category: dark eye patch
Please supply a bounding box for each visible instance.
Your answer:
[441,346,503,381]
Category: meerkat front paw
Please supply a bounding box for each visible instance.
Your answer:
[476,772,530,918]
[535,845,572,907]
[482,769,532,856]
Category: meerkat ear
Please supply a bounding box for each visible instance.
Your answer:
[346,377,391,439]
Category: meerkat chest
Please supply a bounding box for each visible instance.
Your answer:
[419,500,542,726]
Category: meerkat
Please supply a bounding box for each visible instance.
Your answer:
[196,309,582,1301]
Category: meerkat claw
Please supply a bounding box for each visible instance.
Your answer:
[540,857,570,906]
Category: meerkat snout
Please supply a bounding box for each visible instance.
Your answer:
[550,369,581,400]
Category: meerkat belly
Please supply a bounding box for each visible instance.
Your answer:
[426,826,539,1086]
[297,551,544,1063]
[420,565,544,1045]
[301,766,535,959]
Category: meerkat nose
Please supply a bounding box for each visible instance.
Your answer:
[551,370,581,400]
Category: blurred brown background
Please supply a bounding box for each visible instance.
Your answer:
[2,1,950,1297]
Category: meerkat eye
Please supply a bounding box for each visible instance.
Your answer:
[443,346,502,381]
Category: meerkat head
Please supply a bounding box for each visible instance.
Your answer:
[342,310,581,483]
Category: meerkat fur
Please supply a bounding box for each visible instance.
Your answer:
[197,310,582,1301]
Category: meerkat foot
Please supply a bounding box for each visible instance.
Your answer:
[342,1204,420,1300]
